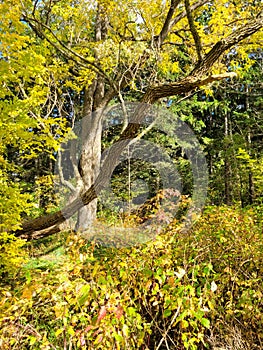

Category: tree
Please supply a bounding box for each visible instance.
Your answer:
[208,56,263,206]
[1,0,262,238]
[0,1,69,233]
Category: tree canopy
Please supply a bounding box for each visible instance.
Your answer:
[0,0,262,237]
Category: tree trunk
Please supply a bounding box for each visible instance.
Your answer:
[75,116,102,231]
[74,80,104,231]
[224,111,231,205]
[74,3,108,231]
[245,84,255,205]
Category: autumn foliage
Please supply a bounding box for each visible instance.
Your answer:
[0,206,262,349]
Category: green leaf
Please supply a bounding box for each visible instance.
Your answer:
[77,285,90,306]
[201,318,210,329]
[113,332,123,342]
[163,309,172,318]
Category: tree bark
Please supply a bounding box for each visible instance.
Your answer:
[75,97,103,231]
[72,4,108,231]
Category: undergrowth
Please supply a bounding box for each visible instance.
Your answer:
[0,205,262,349]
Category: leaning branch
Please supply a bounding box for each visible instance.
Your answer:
[192,13,263,77]
[144,14,263,103]
[143,72,237,103]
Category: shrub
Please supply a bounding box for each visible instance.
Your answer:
[0,232,27,282]
[0,206,262,349]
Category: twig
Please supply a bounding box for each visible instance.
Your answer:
[156,305,181,350]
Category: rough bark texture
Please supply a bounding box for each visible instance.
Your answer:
[15,9,263,239]
[74,88,103,231]
[71,4,109,231]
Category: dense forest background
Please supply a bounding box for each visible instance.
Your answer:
[0,0,262,349]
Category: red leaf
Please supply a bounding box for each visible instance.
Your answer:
[97,306,107,323]
[84,325,93,332]
[115,305,124,319]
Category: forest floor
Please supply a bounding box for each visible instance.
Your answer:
[1,205,262,349]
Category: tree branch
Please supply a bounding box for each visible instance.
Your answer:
[144,14,263,103]
[155,0,181,48]
[22,14,114,88]
[170,0,210,29]
[143,72,237,103]
[184,0,202,61]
